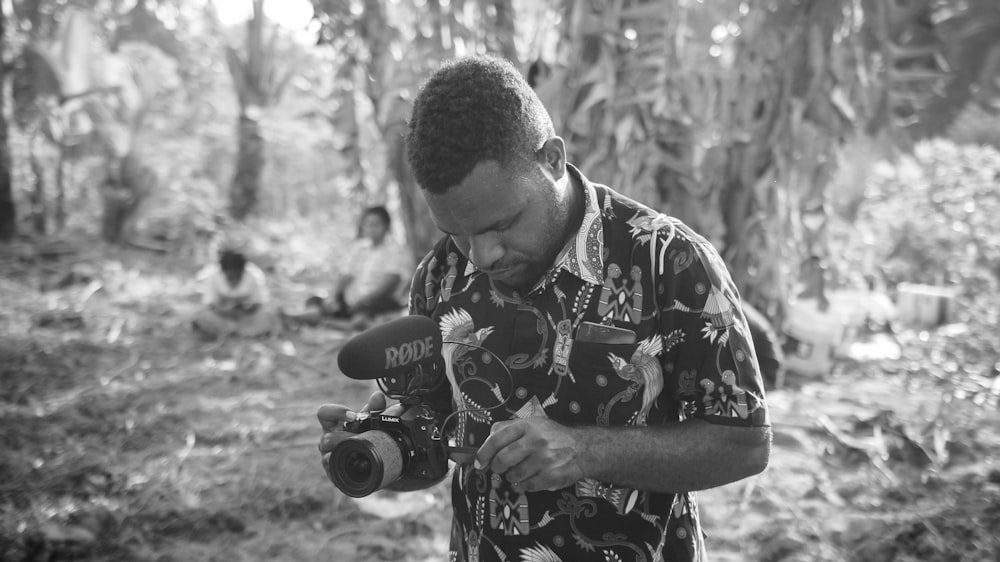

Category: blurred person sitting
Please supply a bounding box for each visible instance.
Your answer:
[192,247,277,338]
[284,205,412,330]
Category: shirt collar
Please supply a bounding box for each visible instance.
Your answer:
[549,164,605,286]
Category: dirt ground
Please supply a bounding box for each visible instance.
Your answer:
[2,239,999,562]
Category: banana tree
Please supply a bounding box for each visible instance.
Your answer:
[11,6,177,242]
[530,0,997,321]
[865,0,1000,140]
[532,0,827,313]
[224,0,295,220]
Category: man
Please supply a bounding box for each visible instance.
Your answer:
[318,55,770,561]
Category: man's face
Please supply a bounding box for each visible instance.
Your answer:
[424,157,574,292]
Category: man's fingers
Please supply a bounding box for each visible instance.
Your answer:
[491,438,534,475]
[317,404,354,431]
[475,420,526,471]
[512,457,581,492]
[474,418,587,492]
[502,455,545,489]
[318,430,352,454]
[362,391,387,413]
[318,393,387,431]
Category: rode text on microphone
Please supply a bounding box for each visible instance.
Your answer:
[337,315,446,404]
[383,334,436,368]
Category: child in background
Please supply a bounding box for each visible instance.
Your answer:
[192,248,278,338]
[283,205,412,330]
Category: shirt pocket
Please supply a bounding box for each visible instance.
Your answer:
[561,341,642,426]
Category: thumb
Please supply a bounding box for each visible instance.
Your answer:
[362,391,388,413]
[316,404,352,431]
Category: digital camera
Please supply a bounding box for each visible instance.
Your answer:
[329,403,451,498]
[328,315,484,497]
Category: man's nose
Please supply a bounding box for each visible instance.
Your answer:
[468,233,504,271]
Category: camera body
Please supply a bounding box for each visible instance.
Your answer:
[329,315,466,498]
[330,403,450,498]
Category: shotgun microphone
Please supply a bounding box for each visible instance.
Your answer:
[337,315,442,381]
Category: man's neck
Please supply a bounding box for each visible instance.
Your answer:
[561,169,586,247]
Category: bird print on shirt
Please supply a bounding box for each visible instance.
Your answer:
[439,308,496,441]
[606,334,664,426]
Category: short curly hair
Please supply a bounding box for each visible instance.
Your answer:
[405,55,555,193]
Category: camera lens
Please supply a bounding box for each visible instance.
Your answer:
[330,431,405,498]
[344,450,373,482]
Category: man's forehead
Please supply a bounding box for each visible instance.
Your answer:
[426,192,516,235]
[425,166,526,235]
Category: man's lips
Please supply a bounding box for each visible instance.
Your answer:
[484,267,512,278]
[483,264,521,281]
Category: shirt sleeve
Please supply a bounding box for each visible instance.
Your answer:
[656,235,769,428]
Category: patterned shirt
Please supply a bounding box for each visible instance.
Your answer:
[408,166,769,562]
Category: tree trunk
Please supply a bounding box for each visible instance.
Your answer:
[225,0,279,222]
[376,0,451,262]
[0,130,12,239]
[100,151,153,243]
[55,150,66,230]
[230,112,263,220]
[28,133,47,234]
[387,123,438,263]
[0,4,15,240]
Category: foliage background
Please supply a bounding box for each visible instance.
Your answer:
[1,1,999,561]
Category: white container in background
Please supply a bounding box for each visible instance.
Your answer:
[896,283,956,328]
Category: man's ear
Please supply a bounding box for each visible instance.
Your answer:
[538,137,567,179]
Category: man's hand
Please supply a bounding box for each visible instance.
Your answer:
[317,391,394,484]
[474,418,589,492]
